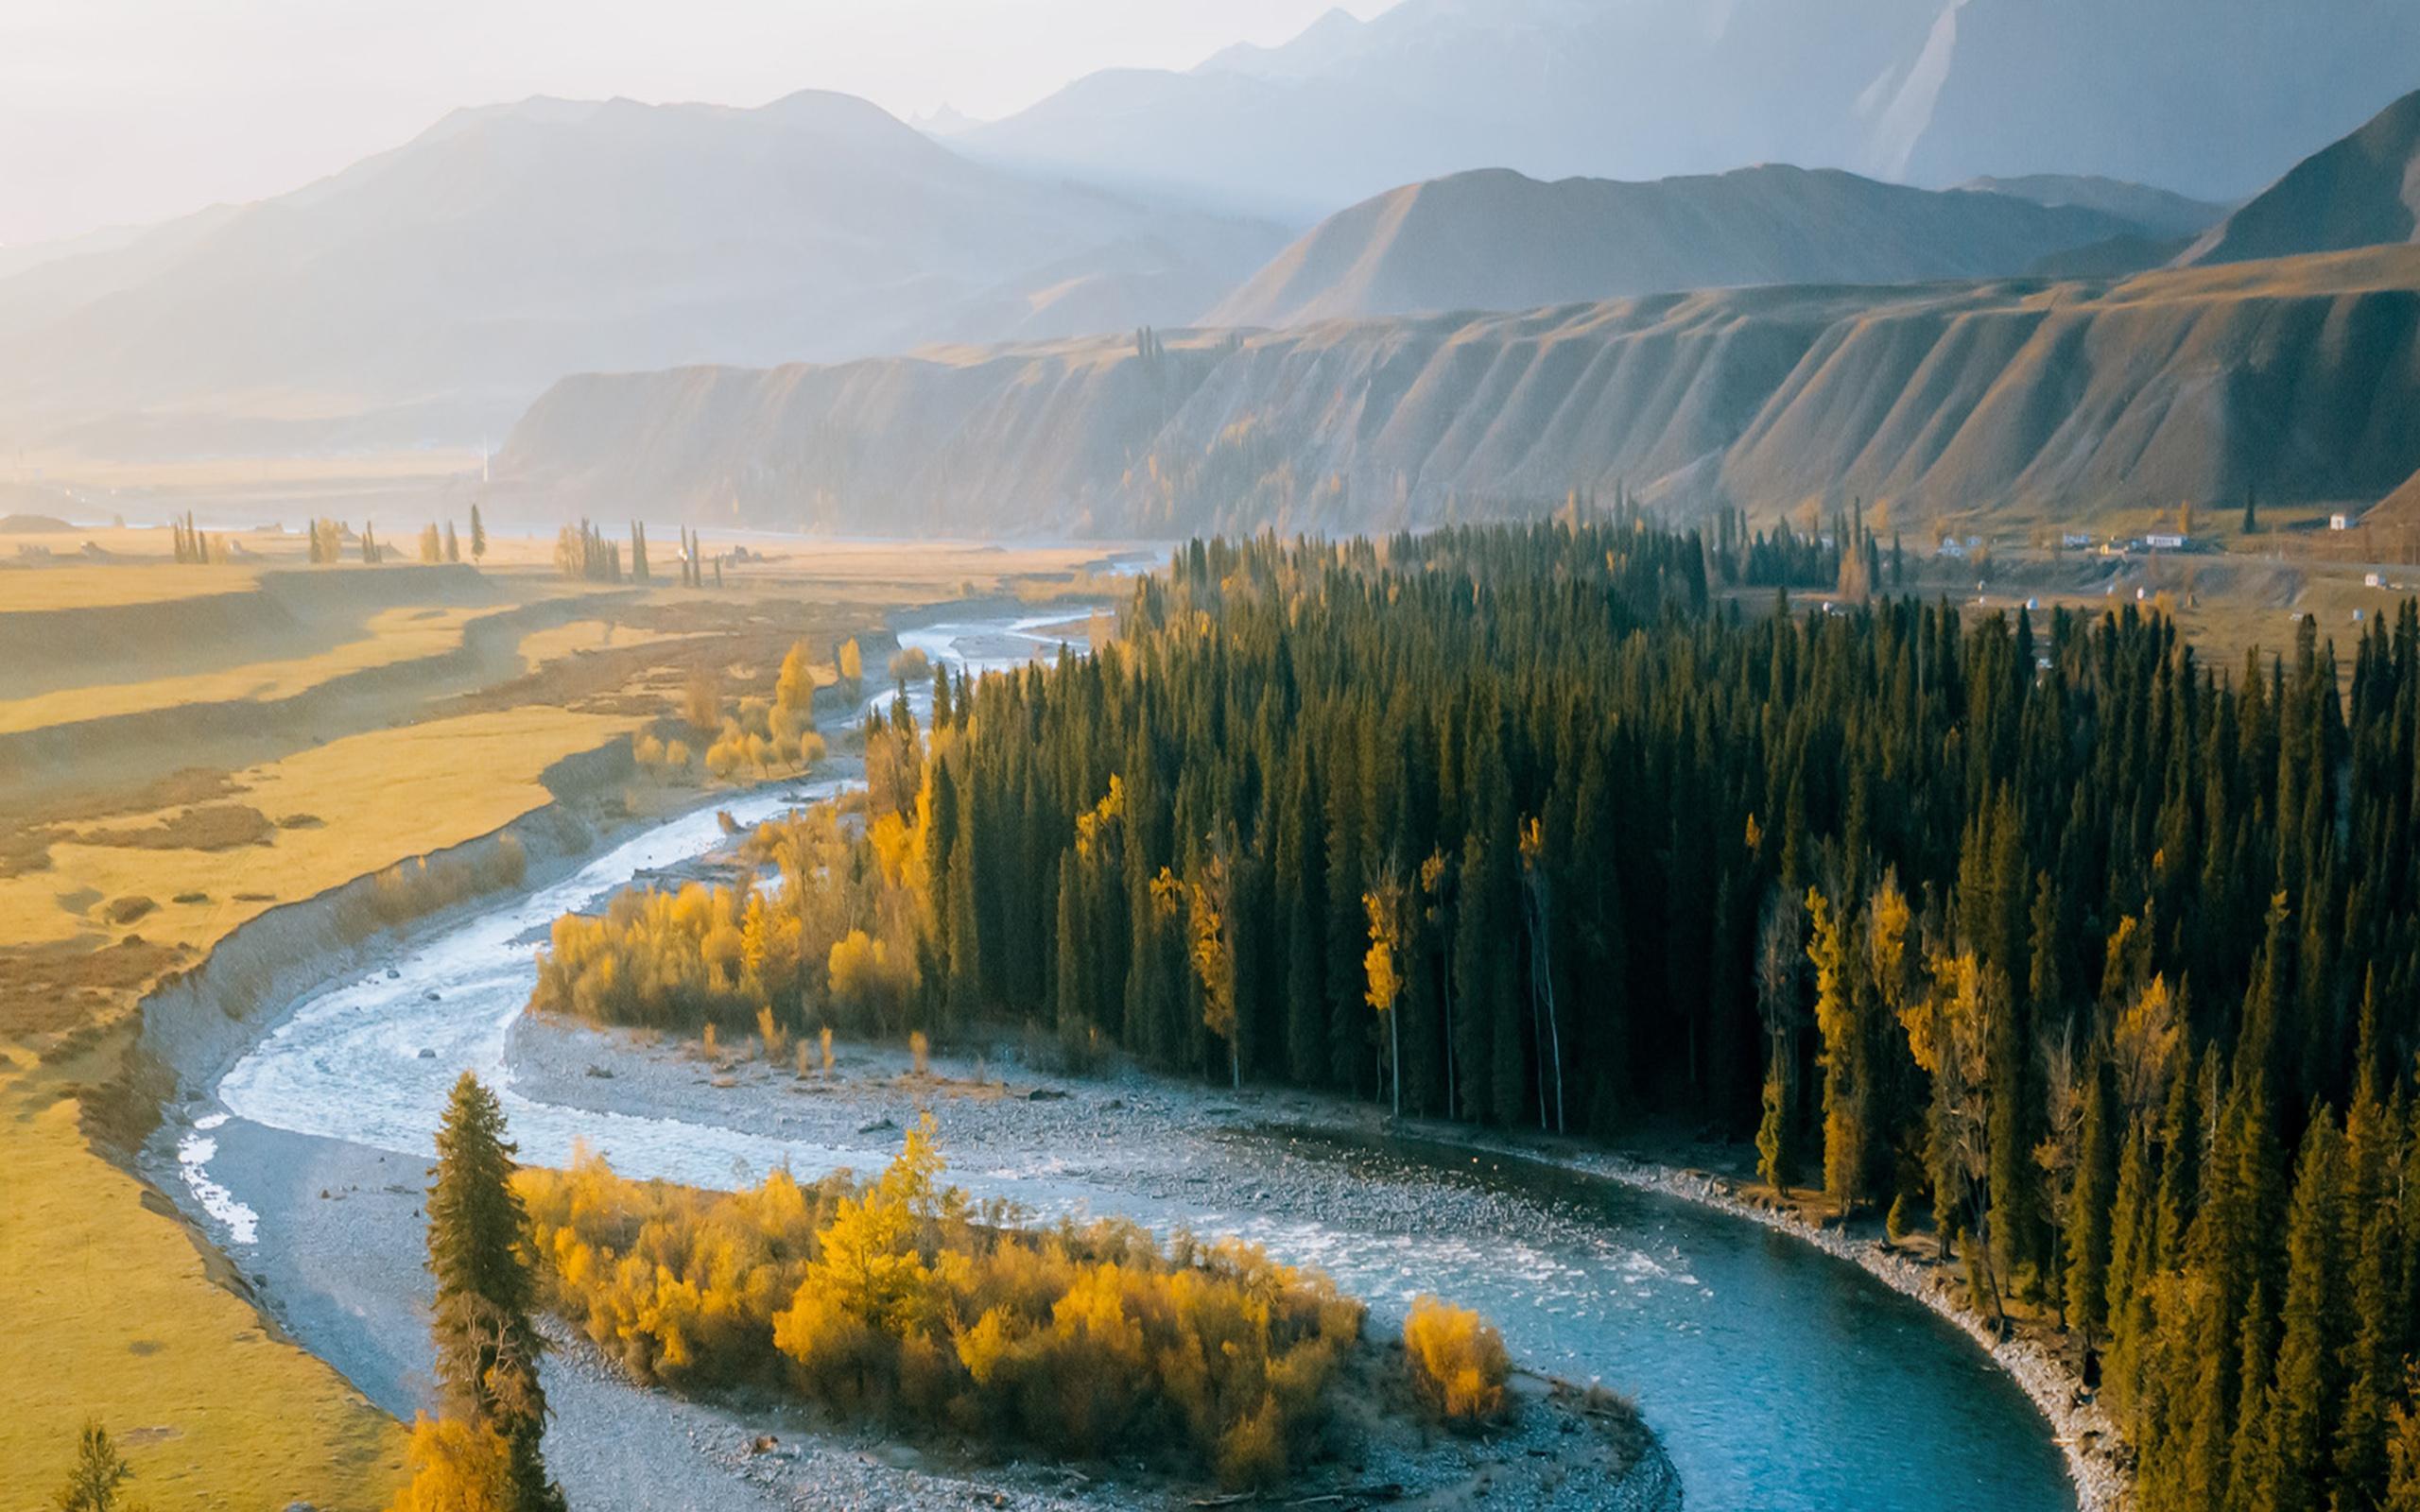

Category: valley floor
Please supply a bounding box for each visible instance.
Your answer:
[154,997,1681,1512]
[0,541,1110,1506]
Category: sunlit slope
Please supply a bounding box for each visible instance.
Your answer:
[1204,164,2143,327]
[502,247,2420,533]
[2376,467,2420,527]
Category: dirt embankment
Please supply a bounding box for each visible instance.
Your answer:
[133,755,622,1105]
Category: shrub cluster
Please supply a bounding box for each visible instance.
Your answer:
[705,643,824,780]
[337,835,527,938]
[1402,1296,1510,1423]
[532,791,934,1040]
[532,880,811,1034]
[517,1125,1362,1486]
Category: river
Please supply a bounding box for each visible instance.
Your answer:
[185,607,2075,1512]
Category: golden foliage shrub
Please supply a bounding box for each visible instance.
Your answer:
[388,1415,513,1512]
[1402,1296,1511,1423]
[534,881,802,1032]
[517,1125,1362,1484]
[827,930,920,1035]
[530,802,932,1046]
[701,640,826,781]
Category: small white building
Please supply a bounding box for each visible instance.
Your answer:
[2332,513,2354,531]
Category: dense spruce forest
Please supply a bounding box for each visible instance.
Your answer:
[919,522,2420,1512]
[534,516,2420,1509]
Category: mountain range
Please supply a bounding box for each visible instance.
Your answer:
[498,88,2420,537]
[1202,164,2198,328]
[496,246,2420,537]
[958,0,2420,215]
[0,93,1288,456]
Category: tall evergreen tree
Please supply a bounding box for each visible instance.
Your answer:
[425,1073,563,1512]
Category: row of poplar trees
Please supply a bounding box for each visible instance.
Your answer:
[896,517,2420,1511]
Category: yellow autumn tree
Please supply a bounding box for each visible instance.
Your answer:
[1805,886,1866,1217]
[1905,947,2006,1319]
[827,928,918,1034]
[388,1416,513,1512]
[773,640,815,717]
[522,1124,1375,1486]
[1154,848,1238,1087]
[1363,866,1407,1116]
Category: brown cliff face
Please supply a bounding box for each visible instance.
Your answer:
[499,248,2420,536]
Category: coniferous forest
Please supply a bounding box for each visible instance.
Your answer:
[524,515,2420,1509]
[894,520,2420,1512]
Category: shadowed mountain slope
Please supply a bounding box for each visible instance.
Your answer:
[1957,175,2230,237]
[2182,88,2420,266]
[2375,467,2420,527]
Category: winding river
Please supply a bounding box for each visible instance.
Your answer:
[184,609,2074,1512]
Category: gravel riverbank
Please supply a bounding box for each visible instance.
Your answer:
[510,1015,1681,1509]
[513,1013,2118,1511]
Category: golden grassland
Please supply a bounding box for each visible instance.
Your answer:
[0,707,631,1508]
[0,559,269,610]
[513,617,715,673]
[0,604,493,734]
[0,538,1106,1507]
[2,1096,404,1509]
[0,706,630,949]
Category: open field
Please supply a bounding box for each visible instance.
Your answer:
[0,706,629,951]
[1914,549,2416,679]
[0,533,1114,1509]
[3,1094,405,1510]
[0,605,493,734]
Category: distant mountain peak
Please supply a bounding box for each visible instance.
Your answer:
[0,87,1290,457]
[969,0,2420,219]
[912,103,980,137]
[1953,174,2230,237]
[1195,7,1369,82]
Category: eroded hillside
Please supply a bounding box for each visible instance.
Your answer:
[498,248,2420,535]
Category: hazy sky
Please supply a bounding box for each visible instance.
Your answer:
[0,0,1393,248]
